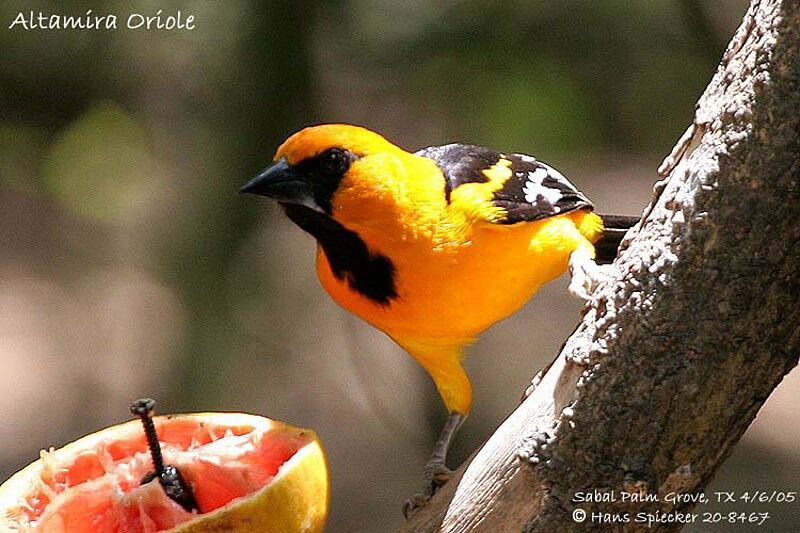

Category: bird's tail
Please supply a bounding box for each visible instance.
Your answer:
[595,214,640,264]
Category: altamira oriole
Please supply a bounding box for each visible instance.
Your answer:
[241,124,638,515]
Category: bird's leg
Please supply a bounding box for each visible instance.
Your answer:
[424,412,464,486]
[567,245,610,300]
[403,412,465,518]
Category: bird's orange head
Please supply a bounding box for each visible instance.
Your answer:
[274,124,398,166]
[241,124,445,233]
[241,124,402,214]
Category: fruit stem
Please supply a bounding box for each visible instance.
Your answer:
[129,398,200,513]
[130,398,166,476]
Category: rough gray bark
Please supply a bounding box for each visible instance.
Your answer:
[401,0,800,531]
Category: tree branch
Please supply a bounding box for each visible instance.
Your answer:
[401,0,800,531]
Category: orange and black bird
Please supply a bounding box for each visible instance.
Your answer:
[241,124,638,513]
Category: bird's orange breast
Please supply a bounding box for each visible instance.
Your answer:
[315,209,600,348]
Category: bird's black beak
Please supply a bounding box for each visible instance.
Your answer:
[240,158,321,211]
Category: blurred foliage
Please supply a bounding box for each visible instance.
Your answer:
[4,1,798,531]
[42,101,160,221]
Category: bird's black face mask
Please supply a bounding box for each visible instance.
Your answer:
[240,148,397,305]
[240,148,357,215]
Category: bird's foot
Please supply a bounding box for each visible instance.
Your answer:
[429,463,455,486]
[402,493,430,519]
[568,247,611,300]
[403,413,463,519]
[402,464,454,519]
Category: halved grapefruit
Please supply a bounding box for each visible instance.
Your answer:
[0,412,328,532]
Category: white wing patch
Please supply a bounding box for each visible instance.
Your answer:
[521,163,571,207]
[492,152,593,224]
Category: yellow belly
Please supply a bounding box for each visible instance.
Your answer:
[315,211,597,347]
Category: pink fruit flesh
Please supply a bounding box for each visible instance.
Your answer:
[12,419,308,533]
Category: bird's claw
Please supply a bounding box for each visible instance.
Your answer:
[402,464,454,519]
[402,492,431,519]
[568,248,609,300]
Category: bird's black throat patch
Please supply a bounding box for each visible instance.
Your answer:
[282,203,398,305]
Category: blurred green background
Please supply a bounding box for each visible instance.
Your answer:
[1,0,797,531]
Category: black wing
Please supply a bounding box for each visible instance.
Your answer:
[416,144,593,224]
[493,153,593,224]
[415,144,501,203]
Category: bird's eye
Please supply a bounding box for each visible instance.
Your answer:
[318,148,351,176]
